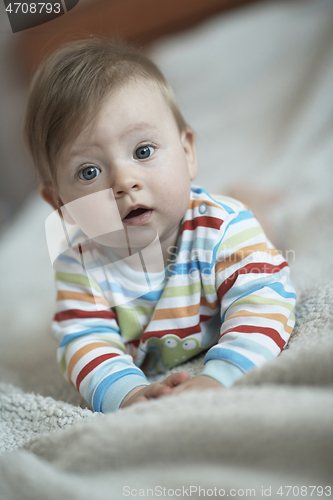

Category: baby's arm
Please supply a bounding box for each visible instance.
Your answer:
[172,205,296,394]
[54,248,152,412]
[199,207,296,388]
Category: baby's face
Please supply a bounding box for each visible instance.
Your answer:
[54,79,197,250]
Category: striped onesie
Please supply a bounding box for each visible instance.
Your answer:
[53,185,296,412]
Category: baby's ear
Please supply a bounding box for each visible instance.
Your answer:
[39,183,75,224]
[181,127,197,181]
[39,183,59,211]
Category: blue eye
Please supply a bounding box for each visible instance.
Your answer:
[79,165,101,181]
[135,146,154,160]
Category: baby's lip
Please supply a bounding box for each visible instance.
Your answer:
[122,204,152,220]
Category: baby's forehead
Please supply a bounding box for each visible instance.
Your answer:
[81,81,173,129]
[60,82,176,154]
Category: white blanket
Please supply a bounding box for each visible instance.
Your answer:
[1,0,333,498]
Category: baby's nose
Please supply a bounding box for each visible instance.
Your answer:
[112,168,143,197]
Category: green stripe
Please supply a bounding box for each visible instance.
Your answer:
[162,281,202,298]
[228,294,294,312]
[213,195,243,210]
[218,227,264,251]
[162,282,216,298]
[59,353,67,374]
[202,283,216,295]
[56,271,103,295]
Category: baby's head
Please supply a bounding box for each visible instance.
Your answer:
[24,38,197,246]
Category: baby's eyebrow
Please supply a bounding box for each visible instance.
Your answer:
[119,122,158,138]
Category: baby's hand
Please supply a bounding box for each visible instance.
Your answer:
[120,371,190,409]
[172,375,224,394]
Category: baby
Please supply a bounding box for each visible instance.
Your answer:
[24,38,296,412]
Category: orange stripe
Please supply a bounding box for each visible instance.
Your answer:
[225,309,293,336]
[200,296,218,310]
[57,290,110,307]
[153,303,199,321]
[67,341,112,382]
[215,243,281,274]
[226,309,288,325]
[188,199,223,211]
[285,324,293,335]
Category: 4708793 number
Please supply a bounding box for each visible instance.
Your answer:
[276,485,331,496]
[5,3,61,14]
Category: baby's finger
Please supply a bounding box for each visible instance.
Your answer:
[163,371,191,388]
[145,383,172,399]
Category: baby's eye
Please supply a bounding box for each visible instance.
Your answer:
[79,165,101,181]
[135,145,155,160]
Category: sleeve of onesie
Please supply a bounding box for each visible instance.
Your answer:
[53,246,149,413]
[201,206,296,387]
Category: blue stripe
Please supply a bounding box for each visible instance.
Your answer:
[205,347,256,371]
[228,210,254,225]
[178,237,217,252]
[102,280,164,302]
[223,272,288,301]
[214,202,235,214]
[87,357,137,404]
[138,288,165,301]
[266,282,297,300]
[205,191,236,215]
[191,186,207,195]
[227,337,275,360]
[59,327,117,347]
[93,368,147,411]
[99,279,148,298]
[57,253,82,266]
[210,211,249,271]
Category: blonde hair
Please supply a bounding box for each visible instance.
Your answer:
[23,37,189,185]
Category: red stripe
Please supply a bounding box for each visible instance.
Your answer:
[76,353,119,391]
[74,243,91,255]
[217,261,288,301]
[55,309,116,322]
[220,324,285,350]
[200,314,213,323]
[142,322,202,342]
[180,216,223,235]
[127,339,140,348]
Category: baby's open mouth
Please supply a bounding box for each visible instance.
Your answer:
[124,208,150,219]
[122,206,153,226]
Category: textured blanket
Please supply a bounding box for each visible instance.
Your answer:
[1,0,333,498]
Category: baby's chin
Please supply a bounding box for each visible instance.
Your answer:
[91,225,158,250]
